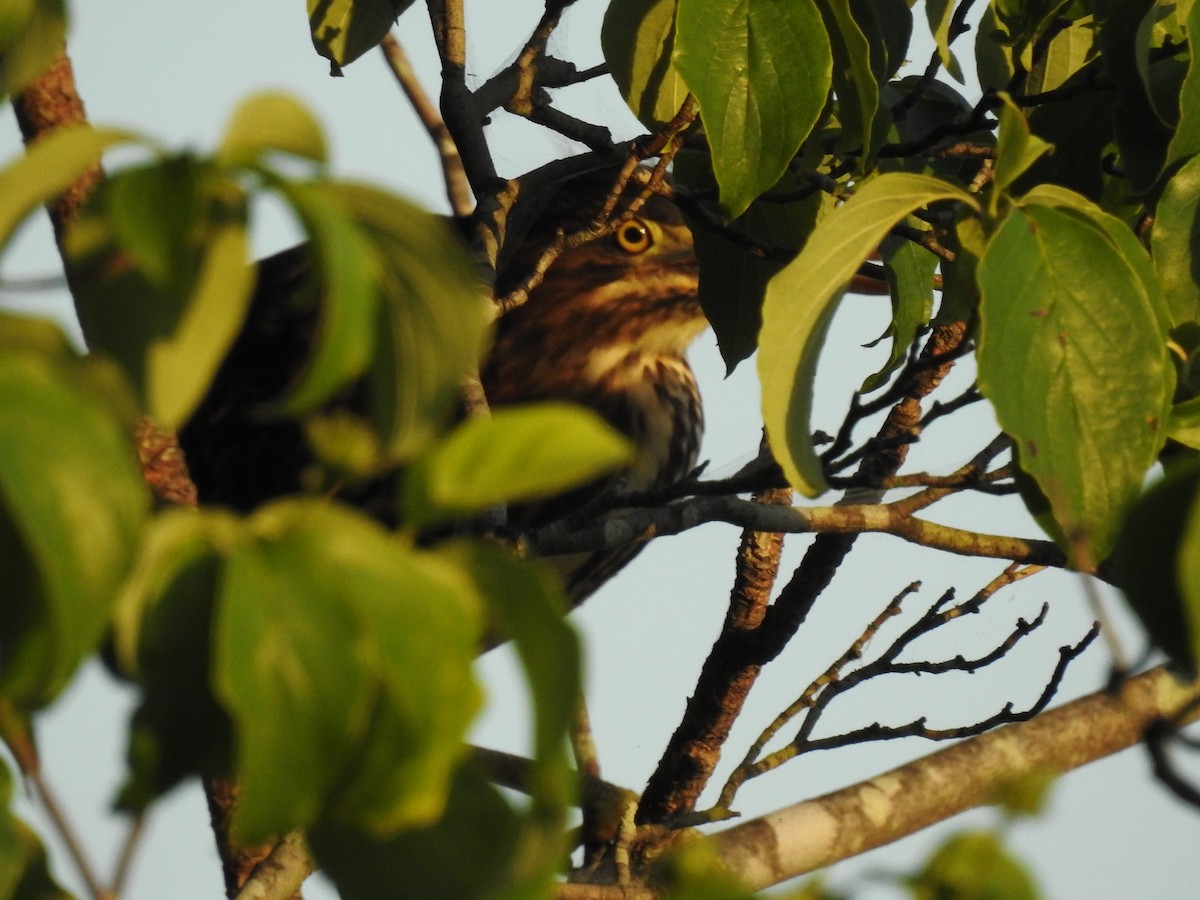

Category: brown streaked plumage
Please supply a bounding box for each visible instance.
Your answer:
[180,172,708,603]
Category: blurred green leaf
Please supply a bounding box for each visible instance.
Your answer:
[925,0,963,83]
[1165,0,1200,170]
[675,0,833,217]
[977,202,1173,567]
[602,0,691,129]
[0,314,148,711]
[910,830,1042,900]
[0,0,66,100]
[71,160,254,431]
[219,91,328,166]
[404,403,634,528]
[216,500,482,840]
[0,123,134,254]
[758,173,976,497]
[312,765,520,900]
[308,0,416,69]
[990,767,1057,818]
[1169,395,1200,448]
[0,758,73,900]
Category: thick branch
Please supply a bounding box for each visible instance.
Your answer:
[710,667,1200,891]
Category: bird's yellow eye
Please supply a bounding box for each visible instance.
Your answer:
[614,219,653,254]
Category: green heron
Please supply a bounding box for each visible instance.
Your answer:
[179,173,707,603]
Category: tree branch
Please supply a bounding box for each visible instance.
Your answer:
[709,667,1200,891]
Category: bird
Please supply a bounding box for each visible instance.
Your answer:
[178,169,707,603]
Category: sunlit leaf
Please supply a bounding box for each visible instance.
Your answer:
[219,91,328,166]
[759,173,976,496]
[602,0,691,129]
[991,94,1053,211]
[1165,0,1200,170]
[977,203,1173,568]
[859,234,937,392]
[925,0,963,83]
[675,0,833,216]
[308,0,416,70]
[1169,395,1200,448]
[813,0,879,157]
[910,830,1041,900]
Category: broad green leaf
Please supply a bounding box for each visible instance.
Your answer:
[910,831,1041,900]
[851,0,910,82]
[331,182,492,459]
[925,0,963,83]
[813,0,879,157]
[0,758,72,900]
[216,501,481,840]
[759,173,977,496]
[219,91,328,166]
[308,0,416,70]
[404,403,634,528]
[0,0,65,99]
[1165,0,1200,170]
[859,234,937,392]
[0,317,148,710]
[675,0,832,217]
[1153,153,1200,325]
[991,94,1052,212]
[1169,395,1200,448]
[1111,461,1200,671]
[602,0,691,129]
[0,124,134,254]
[977,204,1173,568]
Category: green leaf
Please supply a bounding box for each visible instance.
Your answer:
[910,830,1042,900]
[1022,14,1096,96]
[977,203,1173,568]
[991,93,1053,212]
[215,501,482,840]
[219,91,328,166]
[0,0,66,99]
[0,315,148,711]
[330,183,493,459]
[404,403,634,528]
[859,233,937,392]
[308,0,416,70]
[0,124,135,254]
[0,758,73,900]
[758,173,977,496]
[1111,461,1200,672]
[675,0,833,217]
[1153,154,1200,325]
[813,0,880,157]
[602,0,691,129]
